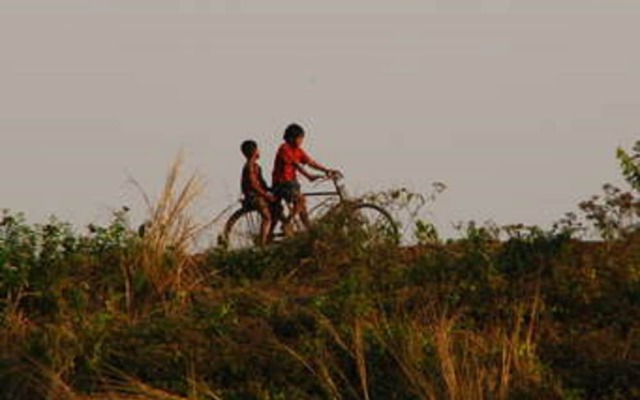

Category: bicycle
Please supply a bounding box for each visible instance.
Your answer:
[219,174,399,250]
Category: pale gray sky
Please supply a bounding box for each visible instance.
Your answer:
[0,1,638,237]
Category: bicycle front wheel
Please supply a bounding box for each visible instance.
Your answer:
[349,203,400,246]
[220,208,262,251]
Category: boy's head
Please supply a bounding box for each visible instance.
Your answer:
[241,140,260,160]
[283,123,305,148]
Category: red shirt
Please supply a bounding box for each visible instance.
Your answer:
[272,143,311,184]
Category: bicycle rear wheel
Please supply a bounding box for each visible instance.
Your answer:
[220,208,262,251]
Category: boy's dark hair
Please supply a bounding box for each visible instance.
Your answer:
[241,140,258,159]
[283,123,306,144]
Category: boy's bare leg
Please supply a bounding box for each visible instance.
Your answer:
[260,218,271,246]
[281,202,295,237]
[279,195,310,236]
[257,202,272,246]
[294,195,311,230]
[268,201,283,241]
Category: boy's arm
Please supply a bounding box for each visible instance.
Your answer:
[294,163,321,182]
[307,159,330,174]
[305,158,342,178]
[300,150,340,177]
[249,166,276,201]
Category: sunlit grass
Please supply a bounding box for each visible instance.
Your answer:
[0,142,638,399]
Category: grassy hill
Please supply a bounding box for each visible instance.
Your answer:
[1,145,638,400]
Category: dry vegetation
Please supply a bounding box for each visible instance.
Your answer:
[1,143,639,400]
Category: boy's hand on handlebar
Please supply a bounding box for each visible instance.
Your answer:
[327,170,343,180]
[309,174,324,182]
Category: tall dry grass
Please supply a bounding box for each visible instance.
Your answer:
[371,291,544,400]
[86,374,224,400]
[128,153,217,315]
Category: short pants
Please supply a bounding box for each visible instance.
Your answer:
[272,181,302,203]
[242,195,271,214]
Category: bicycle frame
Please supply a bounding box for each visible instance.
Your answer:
[303,177,347,203]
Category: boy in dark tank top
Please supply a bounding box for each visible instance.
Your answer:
[240,140,278,246]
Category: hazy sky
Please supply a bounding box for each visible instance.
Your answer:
[1,1,638,237]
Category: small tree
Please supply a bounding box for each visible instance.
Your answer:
[617,140,640,192]
[571,142,640,239]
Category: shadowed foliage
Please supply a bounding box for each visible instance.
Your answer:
[1,144,639,400]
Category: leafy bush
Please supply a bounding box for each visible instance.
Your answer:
[0,147,639,400]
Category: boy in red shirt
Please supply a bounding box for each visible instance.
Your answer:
[240,140,278,246]
[272,123,341,229]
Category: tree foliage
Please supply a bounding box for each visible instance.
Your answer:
[617,140,640,192]
[0,149,639,399]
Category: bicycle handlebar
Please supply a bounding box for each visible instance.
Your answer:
[308,172,347,200]
[313,172,344,187]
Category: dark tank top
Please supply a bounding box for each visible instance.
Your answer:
[242,163,269,197]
